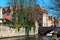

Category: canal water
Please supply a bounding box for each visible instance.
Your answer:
[0,35,51,40]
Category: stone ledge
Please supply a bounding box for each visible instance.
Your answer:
[0,26,38,38]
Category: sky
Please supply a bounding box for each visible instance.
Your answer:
[0,0,60,17]
[37,0,56,16]
[37,0,60,17]
[0,0,10,7]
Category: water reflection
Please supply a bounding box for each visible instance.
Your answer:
[0,35,51,40]
[38,35,51,40]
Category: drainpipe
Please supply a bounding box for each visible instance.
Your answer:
[54,17,55,27]
[54,17,56,27]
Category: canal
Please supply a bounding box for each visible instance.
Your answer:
[0,35,51,40]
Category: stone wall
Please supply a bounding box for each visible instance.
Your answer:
[0,26,38,38]
[0,20,38,38]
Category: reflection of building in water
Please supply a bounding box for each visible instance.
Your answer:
[2,6,13,22]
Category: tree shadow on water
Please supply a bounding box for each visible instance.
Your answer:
[25,35,37,40]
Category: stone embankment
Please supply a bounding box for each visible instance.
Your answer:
[0,26,38,38]
[0,20,38,38]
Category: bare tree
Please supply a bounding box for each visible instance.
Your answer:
[11,0,39,35]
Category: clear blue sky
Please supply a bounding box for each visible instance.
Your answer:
[0,0,11,7]
[0,0,59,17]
[37,0,56,16]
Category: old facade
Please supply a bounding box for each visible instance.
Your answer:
[48,16,54,27]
